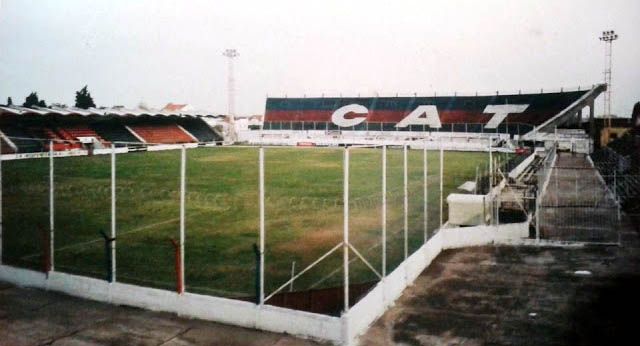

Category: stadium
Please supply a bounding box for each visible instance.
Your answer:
[1,76,639,345]
[1,0,640,342]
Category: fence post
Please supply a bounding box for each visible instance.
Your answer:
[613,171,617,202]
[496,193,500,226]
[289,261,295,292]
[49,141,55,271]
[403,145,408,260]
[259,146,265,305]
[613,171,622,245]
[573,169,577,204]
[100,231,115,282]
[475,166,479,194]
[616,189,622,246]
[343,147,350,313]
[535,192,540,243]
[440,140,444,228]
[111,144,116,282]
[423,141,428,243]
[253,243,260,304]
[554,155,558,207]
[489,136,493,188]
[0,139,2,265]
[179,145,186,293]
[170,239,182,293]
[40,226,50,273]
[381,145,387,277]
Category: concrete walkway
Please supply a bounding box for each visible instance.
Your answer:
[359,239,640,345]
[539,152,620,243]
[0,282,325,346]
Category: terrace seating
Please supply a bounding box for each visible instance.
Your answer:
[0,126,43,153]
[91,121,141,147]
[128,124,195,144]
[57,125,108,145]
[28,127,78,151]
[176,118,222,142]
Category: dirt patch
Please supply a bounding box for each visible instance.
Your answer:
[273,228,341,260]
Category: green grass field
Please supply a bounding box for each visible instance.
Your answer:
[2,146,492,298]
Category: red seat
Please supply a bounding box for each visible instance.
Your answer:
[129,124,195,144]
[57,126,109,146]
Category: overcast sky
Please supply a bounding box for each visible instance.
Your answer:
[1,0,638,117]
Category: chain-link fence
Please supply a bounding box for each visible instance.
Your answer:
[537,150,621,244]
[1,138,50,272]
[1,139,489,314]
[185,146,259,297]
[54,151,111,279]
[591,133,640,232]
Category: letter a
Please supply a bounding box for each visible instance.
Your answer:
[396,105,441,128]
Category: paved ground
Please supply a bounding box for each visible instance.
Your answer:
[359,237,640,345]
[539,152,620,243]
[0,282,325,346]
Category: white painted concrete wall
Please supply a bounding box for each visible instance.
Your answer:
[0,147,129,161]
[0,267,342,344]
[237,130,513,152]
[0,221,528,346]
[147,143,199,151]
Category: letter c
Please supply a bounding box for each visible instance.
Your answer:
[331,104,368,127]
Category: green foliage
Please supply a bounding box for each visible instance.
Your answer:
[23,92,44,108]
[75,85,96,109]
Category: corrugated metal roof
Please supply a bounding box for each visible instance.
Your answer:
[0,105,223,118]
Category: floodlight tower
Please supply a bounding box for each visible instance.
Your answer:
[223,48,239,118]
[599,30,619,129]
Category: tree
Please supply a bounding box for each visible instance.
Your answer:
[23,92,43,108]
[75,85,96,109]
[6,97,12,106]
[137,101,150,110]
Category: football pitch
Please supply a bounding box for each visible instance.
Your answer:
[1,146,493,298]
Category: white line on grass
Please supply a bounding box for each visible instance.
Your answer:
[20,216,183,260]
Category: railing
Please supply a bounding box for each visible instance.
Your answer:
[266,85,596,99]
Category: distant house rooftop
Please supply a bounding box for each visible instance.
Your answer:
[162,103,195,112]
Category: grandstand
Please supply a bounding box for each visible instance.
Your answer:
[263,86,602,135]
[0,105,225,153]
[240,85,606,151]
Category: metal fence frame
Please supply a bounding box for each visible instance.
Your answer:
[536,145,623,245]
[0,136,456,314]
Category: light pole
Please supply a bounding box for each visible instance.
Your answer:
[599,30,618,129]
[223,49,239,117]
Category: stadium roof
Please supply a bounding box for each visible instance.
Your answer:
[0,105,223,118]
